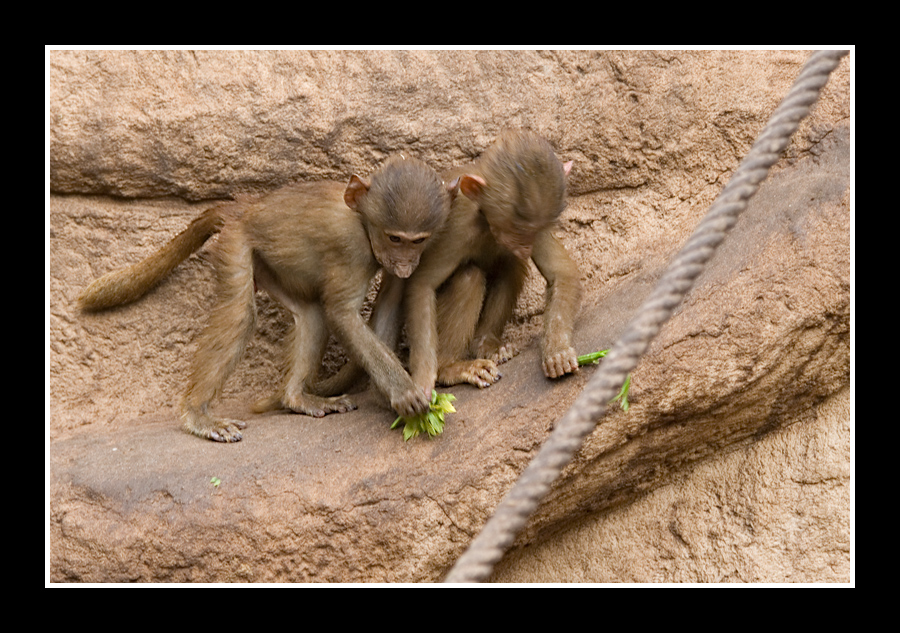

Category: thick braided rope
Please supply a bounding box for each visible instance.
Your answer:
[444,50,848,583]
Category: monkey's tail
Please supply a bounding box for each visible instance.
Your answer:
[78,204,230,311]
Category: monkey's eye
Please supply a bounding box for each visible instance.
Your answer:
[412,237,426,244]
[389,235,402,243]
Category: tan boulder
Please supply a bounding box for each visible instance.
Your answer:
[48,50,851,583]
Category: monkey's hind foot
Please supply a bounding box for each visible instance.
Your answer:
[438,359,501,389]
[182,412,247,443]
[292,393,358,418]
[492,344,516,365]
[473,337,516,366]
[254,392,357,418]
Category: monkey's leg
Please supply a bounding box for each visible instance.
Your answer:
[436,265,501,388]
[180,226,256,443]
[470,257,529,365]
[256,302,357,417]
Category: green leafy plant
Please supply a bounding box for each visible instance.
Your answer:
[611,373,631,412]
[210,476,221,488]
[392,390,457,441]
[577,350,609,365]
[577,350,631,412]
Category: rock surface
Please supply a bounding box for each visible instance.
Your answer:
[48,50,851,583]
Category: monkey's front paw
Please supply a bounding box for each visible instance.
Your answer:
[438,359,501,388]
[392,386,432,417]
[542,347,579,379]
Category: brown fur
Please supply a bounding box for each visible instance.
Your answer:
[79,156,451,441]
[79,203,234,311]
[405,130,582,391]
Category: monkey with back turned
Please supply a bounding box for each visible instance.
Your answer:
[79,156,451,442]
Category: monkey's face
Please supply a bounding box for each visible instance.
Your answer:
[370,229,432,278]
[465,130,573,261]
[488,221,541,261]
[480,187,562,261]
[344,156,451,278]
[458,164,566,262]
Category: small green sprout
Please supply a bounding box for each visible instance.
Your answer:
[392,390,457,441]
[577,350,609,365]
[210,476,221,488]
[576,349,631,412]
[610,373,631,412]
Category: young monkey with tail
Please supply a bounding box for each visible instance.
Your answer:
[79,156,452,442]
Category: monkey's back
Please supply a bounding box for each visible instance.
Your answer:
[240,180,376,300]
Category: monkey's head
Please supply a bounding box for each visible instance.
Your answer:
[460,130,572,261]
[344,156,453,278]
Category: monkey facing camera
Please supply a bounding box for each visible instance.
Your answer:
[79,156,452,442]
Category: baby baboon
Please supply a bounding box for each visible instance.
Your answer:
[405,130,582,391]
[79,156,451,441]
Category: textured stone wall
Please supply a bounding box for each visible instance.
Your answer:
[48,50,851,583]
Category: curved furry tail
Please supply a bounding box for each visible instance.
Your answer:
[78,204,230,311]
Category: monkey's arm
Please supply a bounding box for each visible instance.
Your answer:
[405,275,440,394]
[470,255,529,362]
[323,278,429,417]
[402,207,482,393]
[405,247,470,394]
[311,274,405,396]
[532,230,582,378]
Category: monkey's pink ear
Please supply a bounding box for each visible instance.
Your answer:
[562,161,573,177]
[344,175,370,210]
[445,176,462,201]
[458,174,487,202]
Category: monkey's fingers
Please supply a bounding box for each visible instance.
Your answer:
[492,344,516,365]
[542,347,579,379]
[308,394,357,416]
[254,392,357,417]
[392,386,432,418]
[209,420,247,443]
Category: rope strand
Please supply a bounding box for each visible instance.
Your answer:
[444,49,848,584]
